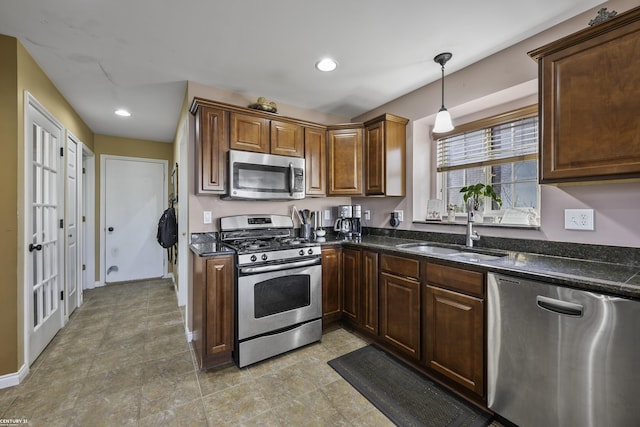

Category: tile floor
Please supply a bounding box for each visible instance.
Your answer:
[0,278,503,427]
[0,278,393,426]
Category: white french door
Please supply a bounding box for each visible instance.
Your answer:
[102,156,166,283]
[26,94,64,365]
[65,132,80,315]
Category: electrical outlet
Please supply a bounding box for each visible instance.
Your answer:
[364,210,371,221]
[203,211,212,224]
[393,210,404,222]
[564,209,594,230]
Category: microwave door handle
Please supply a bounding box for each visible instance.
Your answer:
[288,162,294,196]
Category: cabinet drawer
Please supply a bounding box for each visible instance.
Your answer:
[426,263,484,298]
[380,254,421,279]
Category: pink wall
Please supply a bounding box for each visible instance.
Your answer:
[352,0,640,249]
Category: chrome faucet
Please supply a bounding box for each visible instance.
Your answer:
[466,199,481,248]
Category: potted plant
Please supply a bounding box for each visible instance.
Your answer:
[460,183,502,215]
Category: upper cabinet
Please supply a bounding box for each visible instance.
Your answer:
[529,7,640,183]
[327,124,364,196]
[194,105,228,194]
[305,126,327,196]
[230,112,304,157]
[364,114,409,196]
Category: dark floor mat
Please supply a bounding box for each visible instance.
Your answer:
[328,345,492,427]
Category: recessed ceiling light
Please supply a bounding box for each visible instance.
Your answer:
[114,109,131,117]
[315,58,338,72]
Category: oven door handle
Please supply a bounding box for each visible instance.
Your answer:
[240,257,320,274]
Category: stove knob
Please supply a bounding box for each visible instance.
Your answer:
[299,249,305,256]
[261,254,268,261]
[307,248,314,255]
[250,255,257,262]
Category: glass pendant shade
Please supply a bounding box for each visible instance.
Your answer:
[433,107,453,133]
[432,52,454,133]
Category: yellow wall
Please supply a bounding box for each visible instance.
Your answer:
[0,34,96,376]
[0,35,19,376]
[93,134,174,280]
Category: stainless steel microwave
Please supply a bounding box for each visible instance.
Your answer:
[227,150,305,200]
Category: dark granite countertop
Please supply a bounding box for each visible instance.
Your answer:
[337,235,640,300]
[189,242,235,257]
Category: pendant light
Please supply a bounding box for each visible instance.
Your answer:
[433,52,454,133]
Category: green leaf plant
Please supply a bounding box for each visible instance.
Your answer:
[460,183,502,211]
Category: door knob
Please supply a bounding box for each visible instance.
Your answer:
[29,243,43,252]
[108,227,114,232]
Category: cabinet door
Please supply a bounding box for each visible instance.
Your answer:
[361,250,379,335]
[425,285,484,397]
[230,112,270,153]
[365,120,385,195]
[328,127,363,196]
[342,247,361,324]
[205,256,234,360]
[305,127,327,196]
[380,272,421,360]
[271,120,304,157]
[321,247,342,328]
[196,106,228,193]
[533,11,640,183]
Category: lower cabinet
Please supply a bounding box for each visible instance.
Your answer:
[321,246,342,329]
[341,247,362,324]
[379,254,421,360]
[424,263,485,399]
[361,250,379,335]
[192,254,235,369]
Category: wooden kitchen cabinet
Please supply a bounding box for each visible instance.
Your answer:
[304,126,327,196]
[230,112,304,157]
[327,125,364,196]
[230,112,270,153]
[529,7,640,183]
[364,114,409,196]
[321,246,342,329]
[424,262,485,399]
[192,254,235,369]
[379,254,421,360]
[361,250,379,336]
[194,105,228,194]
[341,247,362,324]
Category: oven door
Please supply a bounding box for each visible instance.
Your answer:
[237,260,321,341]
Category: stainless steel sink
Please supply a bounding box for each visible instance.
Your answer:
[395,243,461,255]
[396,242,507,262]
[449,252,505,262]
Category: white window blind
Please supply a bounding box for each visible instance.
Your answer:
[437,115,538,172]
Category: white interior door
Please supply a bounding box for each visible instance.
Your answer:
[103,156,166,283]
[65,133,79,315]
[26,96,64,365]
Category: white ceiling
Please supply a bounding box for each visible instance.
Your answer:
[1,0,604,142]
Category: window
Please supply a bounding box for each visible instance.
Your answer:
[436,105,539,226]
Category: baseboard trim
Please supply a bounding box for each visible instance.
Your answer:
[0,363,28,390]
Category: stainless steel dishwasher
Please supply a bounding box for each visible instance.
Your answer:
[487,273,640,427]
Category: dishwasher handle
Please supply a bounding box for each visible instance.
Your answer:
[536,295,583,317]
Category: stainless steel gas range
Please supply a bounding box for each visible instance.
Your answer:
[220,214,322,368]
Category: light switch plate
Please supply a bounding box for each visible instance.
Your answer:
[564,209,594,230]
[364,210,371,221]
[203,211,212,224]
[393,210,404,222]
[324,210,331,221]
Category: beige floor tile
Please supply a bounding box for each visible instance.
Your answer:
[141,350,195,384]
[138,398,208,427]
[71,387,140,427]
[271,388,349,427]
[320,379,378,421]
[140,371,201,416]
[254,368,317,408]
[76,363,143,407]
[202,382,271,425]
[239,409,284,427]
[197,363,254,397]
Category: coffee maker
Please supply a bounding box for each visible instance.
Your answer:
[334,205,352,240]
[351,204,362,241]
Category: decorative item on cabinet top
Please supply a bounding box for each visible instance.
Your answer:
[248,97,277,113]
